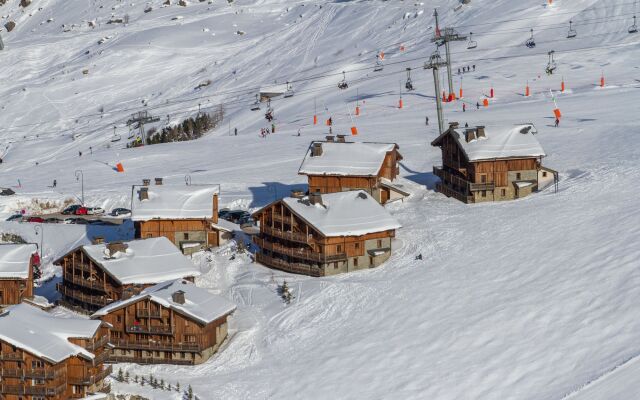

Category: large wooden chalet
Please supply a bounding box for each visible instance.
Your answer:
[131,179,233,255]
[55,237,200,314]
[298,136,409,204]
[91,279,236,365]
[0,244,38,307]
[0,303,111,399]
[431,123,558,203]
[253,190,401,277]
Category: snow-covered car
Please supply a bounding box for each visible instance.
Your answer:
[110,207,131,216]
[5,214,23,221]
[64,218,89,225]
[86,207,105,215]
[61,205,83,215]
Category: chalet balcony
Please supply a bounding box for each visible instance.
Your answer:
[110,339,201,353]
[253,237,346,263]
[433,166,495,192]
[68,262,94,273]
[57,283,110,307]
[85,335,109,352]
[92,350,111,365]
[126,324,173,335]
[136,309,162,318]
[64,273,107,292]
[68,365,112,386]
[256,252,323,277]
[107,356,195,366]
[261,225,315,245]
[0,352,22,361]
[0,368,60,379]
[0,383,66,396]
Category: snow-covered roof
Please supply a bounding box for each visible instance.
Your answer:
[0,303,101,363]
[433,124,546,161]
[298,141,398,176]
[281,191,401,237]
[132,184,218,221]
[0,243,37,279]
[82,237,200,285]
[92,279,236,325]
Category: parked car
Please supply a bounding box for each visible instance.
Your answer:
[225,210,251,223]
[238,216,255,227]
[62,205,83,215]
[26,216,45,223]
[44,217,63,223]
[218,208,231,219]
[75,206,89,215]
[64,218,89,225]
[110,207,131,216]
[86,207,105,215]
[5,214,23,222]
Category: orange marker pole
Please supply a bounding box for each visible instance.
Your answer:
[483,98,489,107]
[355,106,360,116]
[526,86,530,97]
[561,80,565,92]
[398,99,403,109]
[490,88,494,98]
[313,115,318,125]
[600,74,605,87]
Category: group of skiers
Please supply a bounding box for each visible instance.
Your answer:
[259,123,276,138]
[458,65,476,74]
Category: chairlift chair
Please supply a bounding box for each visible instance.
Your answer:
[525,29,536,48]
[405,68,414,91]
[250,94,261,111]
[111,134,121,142]
[630,15,638,33]
[265,99,274,121]
[467,32,478,49]
[284,82,294,98]
[373,55,384,72]
[545,50,557,75]
[127,126,135,140]
[337,71,349,90]
[567,20,577,38]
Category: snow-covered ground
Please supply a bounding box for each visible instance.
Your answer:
[1,0,640,398]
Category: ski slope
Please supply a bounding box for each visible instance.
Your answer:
[1,0,640,398]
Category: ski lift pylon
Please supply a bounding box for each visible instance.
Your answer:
[405,68,414,91]
[525,28,536,48]
[338,71,348,90]
[629,15,638,33]
[567,20,577,38]
[467,32,477,49]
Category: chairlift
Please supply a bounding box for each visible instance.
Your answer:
[405,68,414,91]
[127,126,134,140]
[337,71,348,90]
[424,49,443,69]
[545,50,557,75]
[567,20,577,38]
[284,81,294,98]
[111,134,121,142]
[629,15,638,33]
[373,55,384,72]
[467,32,477,49]
[265,98,274,121]
[525,28,536,48]
[250,94,261,111]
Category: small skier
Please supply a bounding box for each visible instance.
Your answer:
[462,103,466,112]
[78,151,82,157]
[476,102,480,110]
[297,129,301,137]
[465,122,469,127]
[234,128,238,136]
[271,123,275,133]
[425,116,429,126]
[555,118,560,127]
[458,68,461,75]
[53,179,57,188]
[89,146,92,154]
[473,64,476,71]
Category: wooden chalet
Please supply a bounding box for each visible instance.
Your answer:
[431,123,558,203]
[92,279,236,365]
[55,237,200,314]
[253,190,401,277]
[0,244,38,307]
[298,136,409,204]
[131,179,232,255]
[0,303,111,399]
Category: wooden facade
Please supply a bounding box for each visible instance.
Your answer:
[0,248,37,307]
[431,126,558,203]
[135,218,230,255]
[95,297,230,365]
[0,326,111,399]
[253,200,396,277]
[55,246,195,314]
[300,141,404,204]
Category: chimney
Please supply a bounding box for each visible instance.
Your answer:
[325,135,335,142]
[476,126,486,138]
[106,242,128,254]
[155,177,163,185]
[171,290,186,305]
[465,129,477,143]
[290,189,305,199]
[92,236,105,245]
[309,191,323,206]
[336,134,346,143]
[142,179,151,186]
[139,187,149,201]
[311,142,323,157]
[212,193,219,224]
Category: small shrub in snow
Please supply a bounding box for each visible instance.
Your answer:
[278,280,294,304]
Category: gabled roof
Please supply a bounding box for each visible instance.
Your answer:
[271,190,401,237]
[0,243,36,279]
[80,237,200,285]
[92,279,236,325]
[0,303,101,363]
[298,141,399,177]
[131,184,218,221]
[431,124,546,162]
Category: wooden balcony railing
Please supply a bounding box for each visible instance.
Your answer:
[110,339,201,353]
[67,262,94,273]
[64,273,107,292]
[68,365,112,386]
[85,335,109,352]
[0,352,23,361]
[261,225,316,244]
[107,356,195,366]
[126,325,173,335]
[92,350,111,365]
[57,283,110,307]
[434,166,495,192]
[253,237,346,263]
[0,383,65,396]
[136,309,162,318]
[256,252,323,277]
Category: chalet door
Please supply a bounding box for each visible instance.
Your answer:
[208,232,218,247]
[381,189,389,204]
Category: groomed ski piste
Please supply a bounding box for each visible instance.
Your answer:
[1,0,640,398]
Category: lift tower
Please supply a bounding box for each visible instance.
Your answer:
[424,50,449,134]
[431,9,466,99]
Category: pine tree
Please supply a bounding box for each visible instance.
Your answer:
[134,375,139,384]
[141,377,145,386]
[187,385,194,400]
[124,371,130,383]
[176,382,181,392]
[160,379,165,390]
[117,368,124,382]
